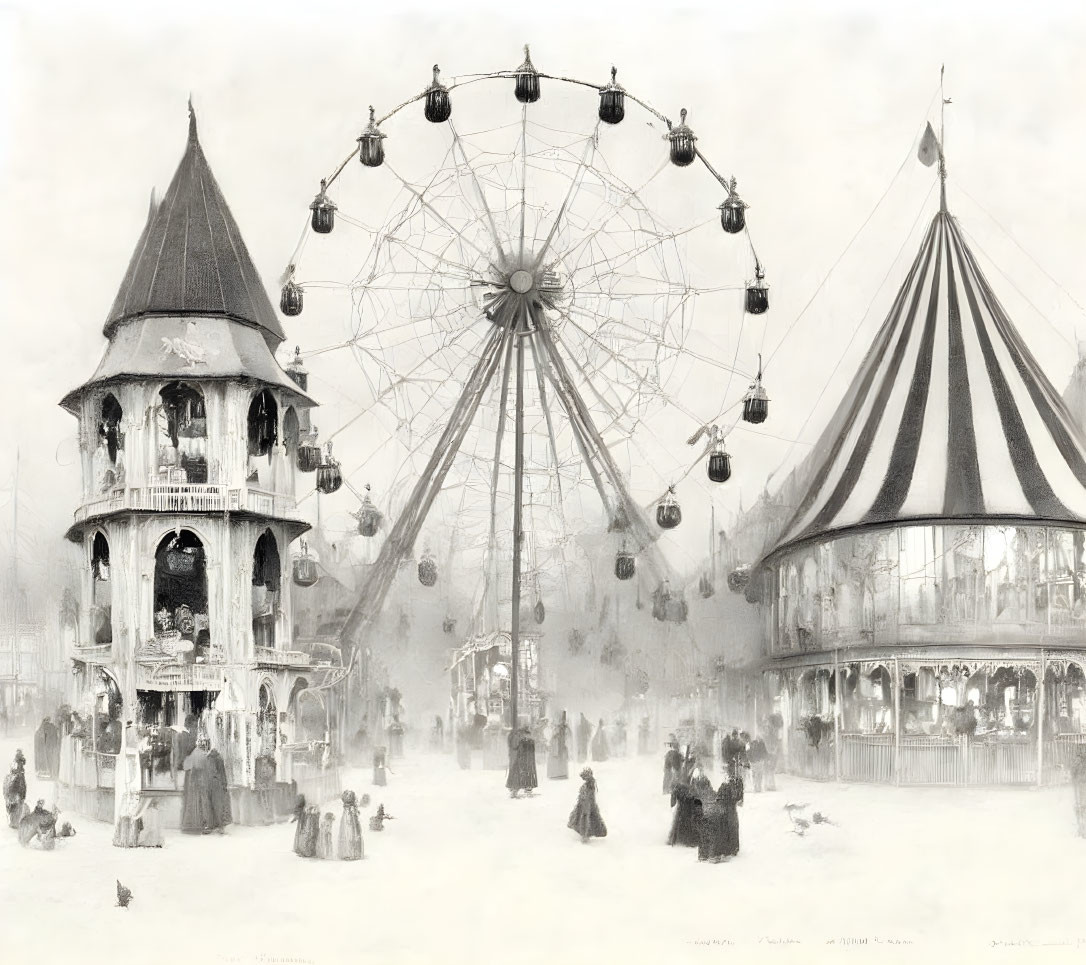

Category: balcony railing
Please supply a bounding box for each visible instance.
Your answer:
[135,661,227,691]
[74,484,302,523]
[72,643,112,663]
[254,646,311,668]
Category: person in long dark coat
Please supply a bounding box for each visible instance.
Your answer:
[567,767,607,842]
[591,719,610,762]
[34,720,49,778]
[662,738,684,794]
[291,795,308,855]
[180,741,213,834]
[207,747,232,832]
[576,714,591,762]
[506,726,538,797]
[723,729,749,782]
[338,790,363,860]
[698,782,731,863]
[291,797,320,858]
[719,775,744,857]
[5,750,28,829]
[548,712,571,780]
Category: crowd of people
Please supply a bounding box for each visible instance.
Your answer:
[291,789,369,860]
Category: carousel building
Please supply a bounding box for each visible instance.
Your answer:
[57,107,339,824]
[754,202,1086,786]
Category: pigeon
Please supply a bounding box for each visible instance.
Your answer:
[812,812,835,826]
[783,803,808,813]
[116,880,132,909]
[790,816,810,836]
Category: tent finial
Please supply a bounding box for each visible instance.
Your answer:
[188,95,198,143]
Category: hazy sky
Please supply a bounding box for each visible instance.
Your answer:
[2,0,1085,593]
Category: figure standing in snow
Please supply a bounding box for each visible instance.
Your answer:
[373,746,389,786]
[576,713,591,762]
[317,812,336,860]
[719,775,744,857]
[338,790,363,860]
[591,718,610,762]
[5,750,28,829]
[568,767,607,843]
[207,746,232,832]
[548,711,571,780]
[722,729,749,782]
[747,733,770,792]
[662,737,684,794]
[180,738,213,834]
[698,777,742,862]
[506,726,538,798]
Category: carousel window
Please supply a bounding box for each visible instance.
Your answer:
[153,530,209,658]
[98,393,124,465]
[248,389,279,458]
[158,382,208,484]
[252,529,282,648]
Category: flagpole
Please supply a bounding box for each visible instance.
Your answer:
[939,65,948,214]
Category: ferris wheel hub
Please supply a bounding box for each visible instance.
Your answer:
[508,269,535,294]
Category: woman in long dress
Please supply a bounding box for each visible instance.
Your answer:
[591,719,610,762]
[292,795,308,855]
[206,747,232,832]
[505,727,538,798]
[567,767,607,843]
[338,790,363,860]
[180,740,213,834]
[135,798,163,847]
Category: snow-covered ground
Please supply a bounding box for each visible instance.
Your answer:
[2,732,1084,965]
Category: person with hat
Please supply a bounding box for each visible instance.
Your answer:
[567,767,607,843]
[662,736,683,794]
[506,725,538,798]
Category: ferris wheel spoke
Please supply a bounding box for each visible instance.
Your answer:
[557,158,670,268]
[531,126,600,273]
[519,102,529,263]
[447,120,510,268]
[385,162,501,273]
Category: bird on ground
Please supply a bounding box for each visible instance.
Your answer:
[783,803,808,813]
[790,815,810,836]
[812,812,835,826]
[116,881,132,908]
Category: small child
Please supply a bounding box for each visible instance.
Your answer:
[317,812,336,859]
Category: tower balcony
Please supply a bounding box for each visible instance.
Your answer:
[71,482,305,528]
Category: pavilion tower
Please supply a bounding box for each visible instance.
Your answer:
[58,106,336,824]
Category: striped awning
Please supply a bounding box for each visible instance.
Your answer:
[767,210,1086,560]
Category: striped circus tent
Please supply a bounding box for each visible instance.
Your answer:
[766,209,1086,561]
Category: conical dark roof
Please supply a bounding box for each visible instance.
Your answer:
[103,106,285,345]
[764,210,1086,562]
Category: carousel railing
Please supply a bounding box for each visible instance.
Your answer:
[1043,733,1086,785]
[966,736,1036,785]
[898,735,965,785]
[840,732,894,783]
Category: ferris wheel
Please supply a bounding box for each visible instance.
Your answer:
[278,47,775,662]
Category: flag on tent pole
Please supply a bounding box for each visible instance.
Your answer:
[918,122,941,167]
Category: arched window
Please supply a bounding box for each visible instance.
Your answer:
[158,382,208,484]
[247,390,278,458]
[258,682,278,758]
[91,531,110,582]
[252,529,282,648]
[153,530,209,652]
[98,394,124,465]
